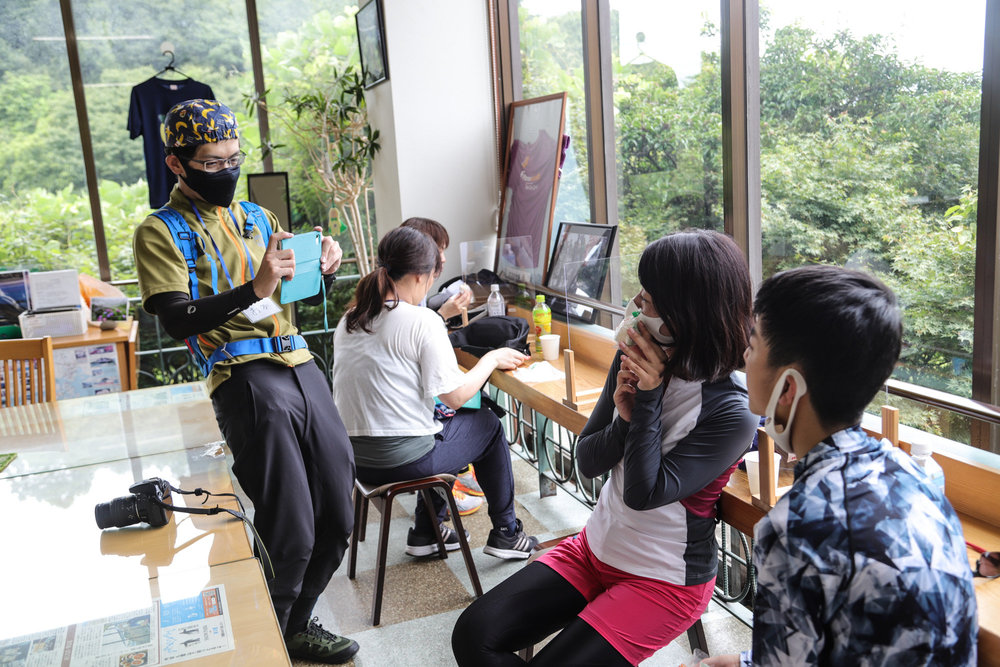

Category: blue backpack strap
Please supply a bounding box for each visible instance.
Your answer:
[205,335,308,369]
[239,201,273,246]
[150,207,215,377]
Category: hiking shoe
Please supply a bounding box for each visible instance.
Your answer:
[285,617,359,664]
[453,488,484,516]
[405,525,467,557]
[483,519,539,560]
[455,465,484,496]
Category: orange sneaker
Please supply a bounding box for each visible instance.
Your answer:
[455,465,484,497]
[453,488,484,516]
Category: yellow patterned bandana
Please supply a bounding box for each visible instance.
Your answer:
[162,99,239,148]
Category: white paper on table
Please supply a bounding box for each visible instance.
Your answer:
[511,361,565,383]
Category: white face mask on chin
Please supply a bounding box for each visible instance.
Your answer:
[763,368,808,456]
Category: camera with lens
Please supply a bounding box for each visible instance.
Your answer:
[94,477,172,529]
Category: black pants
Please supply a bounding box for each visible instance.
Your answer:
[212,360,355,636]
[452,561,631,666]
[356,407,516,533]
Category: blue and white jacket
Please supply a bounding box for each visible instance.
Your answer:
[746,425,977,666]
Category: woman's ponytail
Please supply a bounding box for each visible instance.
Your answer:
[343,227,441,333]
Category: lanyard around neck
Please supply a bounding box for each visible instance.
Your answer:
[188,198,257,290]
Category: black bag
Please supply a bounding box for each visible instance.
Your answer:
[448,315,530,358]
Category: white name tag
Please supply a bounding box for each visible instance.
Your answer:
[242,297,282,323]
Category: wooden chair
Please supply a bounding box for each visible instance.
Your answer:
[0,337,56,407]
[347,474,484,626]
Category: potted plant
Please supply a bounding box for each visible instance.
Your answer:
[248,66,381,275]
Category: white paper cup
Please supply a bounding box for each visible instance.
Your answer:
[539,333,560,361]
[744,451,782,497]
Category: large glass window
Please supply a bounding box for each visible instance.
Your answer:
[758,1,985,442]
[517,0,591,236]
[70,0,258,283]
[610,1,723,263]
[0,1,97,276]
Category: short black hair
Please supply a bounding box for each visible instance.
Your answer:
[165,145,198,161]
[754,265,902,428]
[401,217,450,250]
[638,229,753,382]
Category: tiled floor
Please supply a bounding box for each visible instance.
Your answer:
[234,454,752,666]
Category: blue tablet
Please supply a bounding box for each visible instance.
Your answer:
[278,231,322,304]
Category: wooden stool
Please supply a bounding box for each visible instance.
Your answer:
[347,474,484,625]
[516,535,708,660]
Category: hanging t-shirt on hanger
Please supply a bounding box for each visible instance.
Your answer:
[127,77,214,208]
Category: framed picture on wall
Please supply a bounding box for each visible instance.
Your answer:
[495,92,567,287]
[544,222,617,324]
[247,172,292,231]
[356,0,389,89]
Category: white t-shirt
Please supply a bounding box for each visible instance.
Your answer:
[332,301,466,437]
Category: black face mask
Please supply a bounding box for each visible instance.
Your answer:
[181,163,240,208]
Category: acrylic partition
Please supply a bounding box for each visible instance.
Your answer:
[555,253,642,359]
[453,238,496,312]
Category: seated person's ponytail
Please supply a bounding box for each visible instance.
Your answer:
[344,226,442,333]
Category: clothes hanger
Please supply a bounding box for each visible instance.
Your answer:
[155,50,190,81]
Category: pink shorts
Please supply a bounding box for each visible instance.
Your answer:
[536,530,716,666]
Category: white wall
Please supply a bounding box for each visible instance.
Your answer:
[366,0,499,285]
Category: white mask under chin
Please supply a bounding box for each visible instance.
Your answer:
[763,368,808,456]
[636,313,675,346]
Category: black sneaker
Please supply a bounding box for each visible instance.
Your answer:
[405,525,466,557]
[483,519,539,560]
[285,617,359,664]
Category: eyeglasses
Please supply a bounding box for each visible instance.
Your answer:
[975,551,1000,579]
[183,151,246,173]
[967,541,999,579]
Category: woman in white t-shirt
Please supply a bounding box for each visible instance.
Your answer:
[332,226,539,559]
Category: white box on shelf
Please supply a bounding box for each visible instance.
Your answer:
[28,269,80,311]
[18,307,87,338]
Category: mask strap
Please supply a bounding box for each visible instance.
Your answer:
[764,368,808,439]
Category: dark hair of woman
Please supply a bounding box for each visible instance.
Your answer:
[401,217,450,250]
[637,229,752,382]
[344,226,442,334]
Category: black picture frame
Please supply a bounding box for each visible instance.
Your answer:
[247,172,292,230]
[356,0,389,89]
[544,222,617,324]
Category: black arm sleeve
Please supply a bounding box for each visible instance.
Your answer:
[300,273,336,307]
[576,352,631,478]
[146,283,259,340]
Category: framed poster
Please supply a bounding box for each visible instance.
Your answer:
[544,222,617,324]
[247,172,292,230]
[356,0,389,89]
[496,92,567,287]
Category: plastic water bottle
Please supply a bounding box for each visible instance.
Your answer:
[911,441,945,494]
[486,284,506,317]
[532,294,551,354]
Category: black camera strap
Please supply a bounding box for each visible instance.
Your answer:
[151,483,275,581]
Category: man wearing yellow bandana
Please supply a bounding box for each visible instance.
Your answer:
[132,99,359,664]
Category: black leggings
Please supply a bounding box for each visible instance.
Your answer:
[452,562,632,667]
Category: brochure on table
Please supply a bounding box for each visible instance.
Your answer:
[0,585,235,666]
[53,343,121,399]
